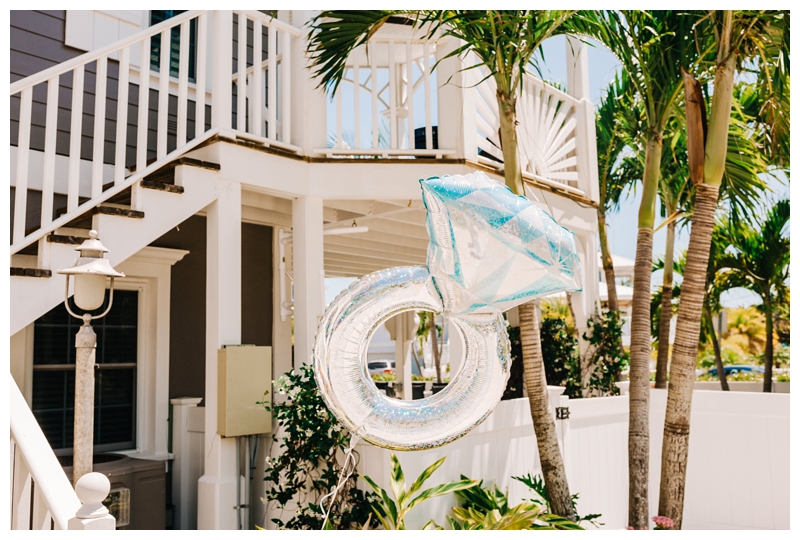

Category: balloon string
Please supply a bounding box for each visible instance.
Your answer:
[320,432,361,530]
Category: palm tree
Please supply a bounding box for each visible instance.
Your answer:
[306,10,578,520]
[719,200,790,392]
[595,71,640,314]
[658,10,788,527]
[567,11,703,528]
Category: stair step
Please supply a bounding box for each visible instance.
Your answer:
[136,156,221,186]
[48,234,87,245]
[141,179,185,193]
[11,267,52,278]
[94,206,145,219]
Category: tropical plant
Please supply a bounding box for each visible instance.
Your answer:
[361,454,478,530]
[659,10,788,528]
[580,311,629,397]
[307,10,578,520]
[447,477,584,530]
[502,325,524,400]
[595,70,641,314]
[566,12,705,527]
[719,199,790,392]
[539,316,579,389]
[513,472,603,527]
[260,364,376,530]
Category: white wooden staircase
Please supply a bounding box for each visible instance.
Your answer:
[10,10,301,336]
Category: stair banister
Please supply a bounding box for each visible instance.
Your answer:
[10,379,80,529]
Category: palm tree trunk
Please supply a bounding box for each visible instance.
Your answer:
[598,210,620,312]
[655,220,676,388]
[704,302,729,391]
[499,94,574,520]
[518,300,576,521]
[658,184,720,528]
[763,299,773,392]
[498,95,524,195]
[659,23,736,524]
[628,135,662,530]
[429,314,442,384]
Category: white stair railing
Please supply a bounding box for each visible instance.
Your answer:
[10,379,115,530]
[320,34,453,159]
[9,10,302,257]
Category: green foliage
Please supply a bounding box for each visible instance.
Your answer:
[371,373,396,382]
[539,316,579,388]
[513,473,603,528]
[502,325,524,399]
[448,477,583,530]
[260,364,376,530]
[361,454,478,530]
[580,311,630,397]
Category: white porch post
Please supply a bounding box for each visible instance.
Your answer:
[288,11,328,155]
[567,35,600,203]
[198,181,241,530]
[436,38,477,161]
[211,11,233,132]
[292,196,324,366]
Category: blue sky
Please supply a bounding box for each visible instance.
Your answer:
[325,35,782,309]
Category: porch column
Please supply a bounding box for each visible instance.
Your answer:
[292,196,325,366]
[436,38,477,161]
[570,231,600,356]
[566,36,590,101]
[198,181,241,530]
[567,35,600,202]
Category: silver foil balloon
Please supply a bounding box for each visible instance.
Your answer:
[314,171,582,450]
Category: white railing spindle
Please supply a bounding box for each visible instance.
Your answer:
[40,77,59,229]
[423,42,432,150]
[91,56,107,197]
[252,20,263,137]
[388,41,397,149]
[335,86,343,147]
[371,54,378,149]
[237,12,247,132]
[353,55,360,149]
[14,88,32,243]
[405,41,414,150]
[136,39,149,174]
[195,13,208,137]
[281,30,291,144]
[67,66,84,213]
[157,30,170,158]
[267,24,277,141]
[114,47,130,186]
[177,21,190,147]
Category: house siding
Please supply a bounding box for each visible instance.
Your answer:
[150,216,274,403]
[10,10,206,171]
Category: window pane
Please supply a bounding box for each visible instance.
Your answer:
[32,370,75,449]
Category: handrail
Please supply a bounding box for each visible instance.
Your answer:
[10,10,208,95]
[10,127,220,256]
[10,379,81,530]
[237,10,302,37]
[522,71,580,107]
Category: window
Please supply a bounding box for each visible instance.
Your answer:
[31,290,139,453]
[150,10,197,81]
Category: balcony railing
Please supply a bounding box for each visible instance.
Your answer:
[9,12,597,257]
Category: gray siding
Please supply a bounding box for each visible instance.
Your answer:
[150,217,274,403]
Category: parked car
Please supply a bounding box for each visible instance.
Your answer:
[704,365,765,377]
[368,360,395,376]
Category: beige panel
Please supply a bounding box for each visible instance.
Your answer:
[217,346,272,437]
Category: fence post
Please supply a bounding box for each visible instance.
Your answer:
[67,473,116,530]
[171,397,203,530]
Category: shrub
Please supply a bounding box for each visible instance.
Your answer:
[260,364,376,530]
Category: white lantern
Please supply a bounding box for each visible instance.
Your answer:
[58,230,125,311]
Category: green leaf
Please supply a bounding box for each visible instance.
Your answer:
[407,479,480,510]
[407,456,446,496]
[388,453,407,507]
[362,474,398,527]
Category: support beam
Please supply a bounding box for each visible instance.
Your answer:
[293,196,325,367]
[566,36,590,101]
[198,181,241,530]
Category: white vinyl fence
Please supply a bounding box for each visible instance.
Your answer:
[355,388,790,530]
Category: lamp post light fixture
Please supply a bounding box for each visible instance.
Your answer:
[57,230,125,486]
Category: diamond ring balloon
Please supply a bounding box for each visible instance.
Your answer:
[314,171,582,450]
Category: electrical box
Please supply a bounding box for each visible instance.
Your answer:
[217,345,272,437]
